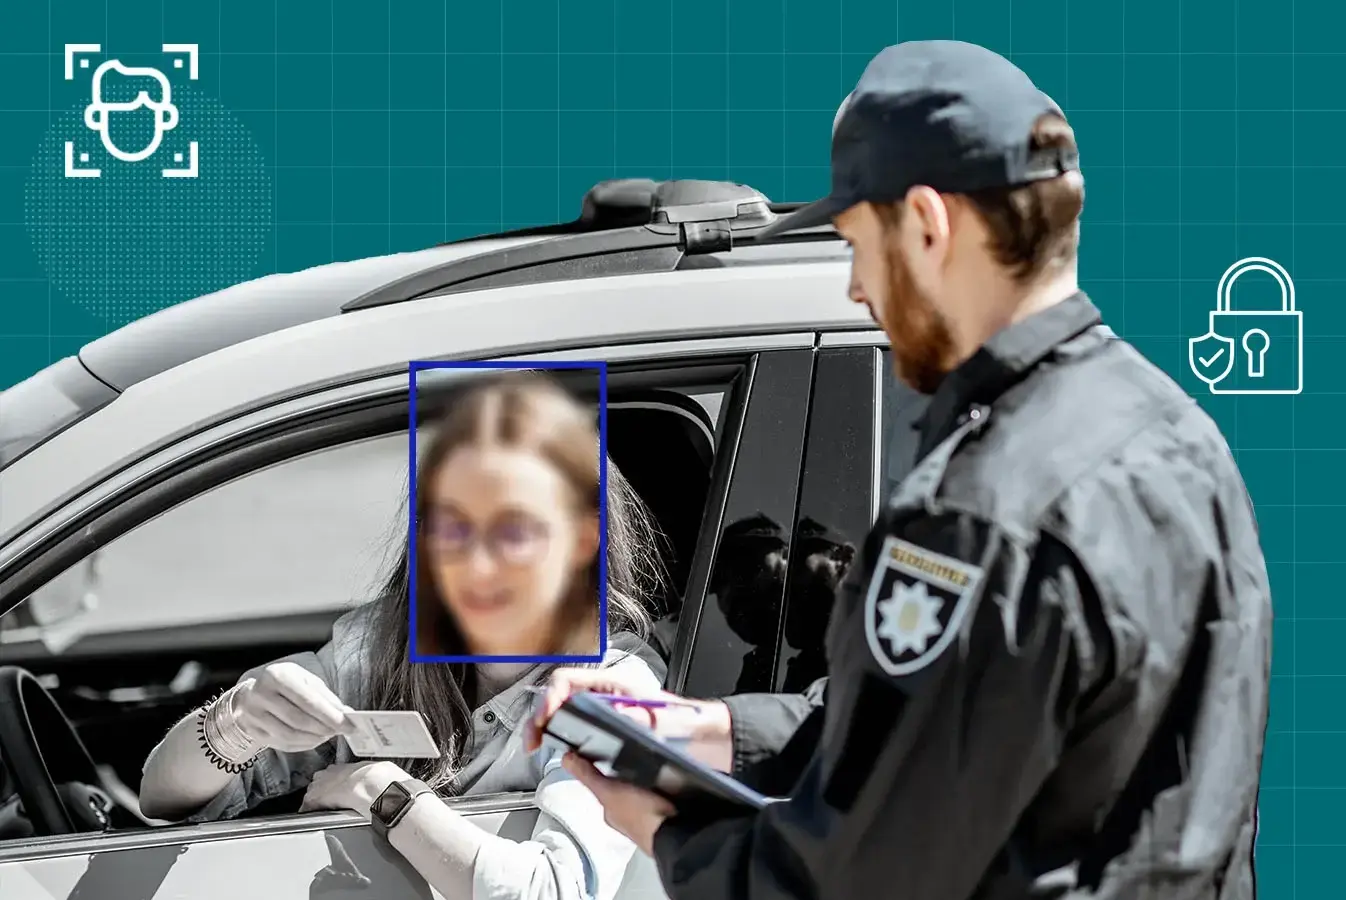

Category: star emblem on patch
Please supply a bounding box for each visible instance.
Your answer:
[875,580,945,657]
[862,535,984,676]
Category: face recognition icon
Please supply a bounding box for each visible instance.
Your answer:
[63,43,200,179]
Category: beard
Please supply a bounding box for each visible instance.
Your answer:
[882,241,958,395]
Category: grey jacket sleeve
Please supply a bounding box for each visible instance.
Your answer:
[182,605,371,823]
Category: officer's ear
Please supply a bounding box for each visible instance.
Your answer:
[899,186,955,267]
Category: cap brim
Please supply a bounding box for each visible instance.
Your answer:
[756,194,850,239]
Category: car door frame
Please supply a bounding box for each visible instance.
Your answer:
[0,334,816,874]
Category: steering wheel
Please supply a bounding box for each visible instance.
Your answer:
[0,666,112,835]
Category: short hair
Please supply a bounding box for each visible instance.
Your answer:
[961,113,1085,282]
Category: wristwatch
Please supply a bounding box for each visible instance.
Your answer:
[369,778,434,840]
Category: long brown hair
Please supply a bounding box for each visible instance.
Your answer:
[362,371,663,790]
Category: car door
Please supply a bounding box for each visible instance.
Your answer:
[0,342,814,900]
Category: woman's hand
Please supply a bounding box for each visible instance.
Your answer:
[233,662,356,753]
[523,667,737,773]
[300,761,408,819]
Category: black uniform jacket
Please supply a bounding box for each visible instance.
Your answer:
[653,292,1273,900]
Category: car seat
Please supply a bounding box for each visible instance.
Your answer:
[605,391,715,657]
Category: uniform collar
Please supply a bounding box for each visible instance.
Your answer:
[917,291,1103,451]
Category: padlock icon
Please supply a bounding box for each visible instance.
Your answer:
[1188,257,1303,395]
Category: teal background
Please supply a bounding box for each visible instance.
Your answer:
[0,0,1339,894]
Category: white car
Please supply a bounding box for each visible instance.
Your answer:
[0,178,926,899]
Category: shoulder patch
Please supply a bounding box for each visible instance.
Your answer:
[863,535,984,676]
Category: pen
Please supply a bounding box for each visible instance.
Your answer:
[524,686,703,713]
[589,693,704,713]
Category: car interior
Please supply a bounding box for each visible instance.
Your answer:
[0,384,722,840]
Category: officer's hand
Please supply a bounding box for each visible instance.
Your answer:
[523,666,671,749]
[524,667,735,773]
[561,752,675,857]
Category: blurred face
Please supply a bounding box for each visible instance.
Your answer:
[424,444,599,656]
[835,196,966,394]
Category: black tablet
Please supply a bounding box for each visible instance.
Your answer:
[543,692,771,814]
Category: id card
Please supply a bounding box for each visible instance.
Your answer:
[342,711,441,759]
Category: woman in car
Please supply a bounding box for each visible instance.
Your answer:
[140,371,666,900]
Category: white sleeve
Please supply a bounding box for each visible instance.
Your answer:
[470,653,663,900]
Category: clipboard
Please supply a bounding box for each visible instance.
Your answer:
[542,692,772,815]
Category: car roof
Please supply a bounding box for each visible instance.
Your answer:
[77,236,544,391]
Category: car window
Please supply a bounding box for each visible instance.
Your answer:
[1,388,726,652]
[773,347,926,693]
[3,435,407,647]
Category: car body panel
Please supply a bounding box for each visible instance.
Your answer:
[0,802,520,900]
[2,817,665,900]
[5,827,440,900]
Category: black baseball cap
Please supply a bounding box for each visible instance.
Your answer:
[759,40,1077,237]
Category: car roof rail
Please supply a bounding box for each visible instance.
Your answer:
[343,179,836,313]
[437,178,812,243]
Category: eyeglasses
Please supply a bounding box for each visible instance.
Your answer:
[423,510,552,565]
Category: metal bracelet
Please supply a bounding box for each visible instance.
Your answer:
[197,686,262,774]
[215,685,263,757]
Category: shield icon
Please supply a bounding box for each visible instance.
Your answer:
[1188,330,1236,388]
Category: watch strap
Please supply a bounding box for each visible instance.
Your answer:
[370,778,434,840]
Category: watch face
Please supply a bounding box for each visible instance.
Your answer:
[373,782,409,822]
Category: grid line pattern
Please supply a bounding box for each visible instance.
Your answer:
[0,0,1338,894]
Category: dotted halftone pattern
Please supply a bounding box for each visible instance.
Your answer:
[22,85,271,326]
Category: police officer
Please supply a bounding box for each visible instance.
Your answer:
[528,39,1271,900]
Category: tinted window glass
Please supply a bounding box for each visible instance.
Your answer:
[773,347,930,692]
[677,351,814,699]
[774,347,875,692]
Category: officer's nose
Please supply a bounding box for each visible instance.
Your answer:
[848,270,868,306]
